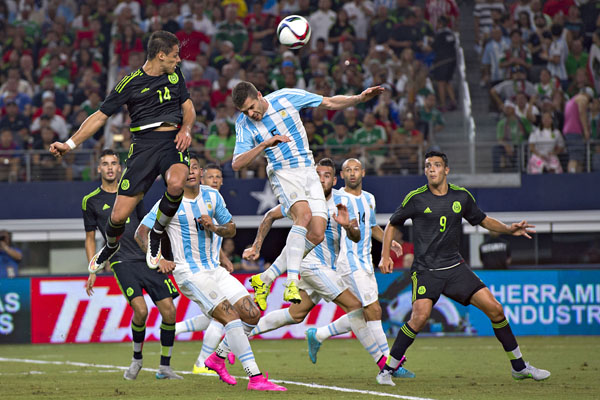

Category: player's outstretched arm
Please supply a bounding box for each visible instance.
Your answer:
[480,216,536,239]
[49,110,109,158]
[198,215,236,238]
[244,205,284,260]
[174,99,195,151]
[232,135,291,171]
[378,222,398,274]
[319,86,385,110]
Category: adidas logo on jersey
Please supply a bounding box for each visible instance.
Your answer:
[141,88,150,93]
[424,207,432,213]
[103,204,111,210]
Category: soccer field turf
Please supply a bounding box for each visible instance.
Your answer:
[0,336,598,400]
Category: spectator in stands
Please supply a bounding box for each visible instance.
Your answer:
[500,29,532,77]
[325,123,357,167]
[479,231,510,269]
[527,111,564,174]
[381,112,423,175]
[244,1,277,52]
[425,0,459,32]
[180,1,216,36]
[216,5,248,54]
[332,106,362,132]
[390,229,414,269]
[516,11,533,42]
[588,29,600,94]
[328,9,356,56]
[533,68,561,105]
[309,0,336,51]
[368,4,396,46]
[389,9,420,56]
[0,129,21,182]
[0,77,32,117]
[566,67,591,98]
[0,100,30,144]
[417,93,444,141]
[563,87,593,173]
[32,126,65,180]
[493,100,531,172]
[113,24,144,71]
[481,25,510,87]
[528,12,550,74]
[1,67,33,98]
[222,238,242,271]
[0,230,22,278]
[32,76,70,116]
[354,112,387,175]
[473,0,505,52]
[176,18,211,77]
[204,119,235,174]
[565,38,589,82]
[514,92,539,124]
[311,107,336,140]
[19,54,37,89]
[343,0,375,56]
[490,65,535,111]
[547,24,569,89]
[374,101,398,138]
[431,16,457,112]
[564,5,584,45]
[30,101,68,140]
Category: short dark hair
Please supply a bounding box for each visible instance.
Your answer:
[317,157,336,175]
[232,81,258,109]
[424,150,449,167]
[550,24,563,37]
[204,163,222,172]
[189,152,202,164]
[147,30,180,60]
[99,148,117,160]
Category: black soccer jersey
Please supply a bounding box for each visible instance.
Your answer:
[389,183,487,271]
[82,187,145,262]
[99,66,190,133]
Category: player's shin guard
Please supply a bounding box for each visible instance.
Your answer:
[105,218,125,247]
[197,320,224,366]
[368,320,390,357]
[131,322,146,360]
[160,322,176,366]
[153,191,184,233]
[385,323,417,371]
[250,309,297,336]
[316,314,351,342]
[224,320,260,377]
[176,314,211,335]
[285,225,307,282]
[348,309,384,362]
[492,318,526,371]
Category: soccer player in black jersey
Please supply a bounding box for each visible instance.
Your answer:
[50,31,195,272]
[376,151,550,385]
[82,150,181,380]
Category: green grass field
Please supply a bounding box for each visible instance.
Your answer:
[1,336,598,400]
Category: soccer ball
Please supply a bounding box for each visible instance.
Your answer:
[277,15,311,50]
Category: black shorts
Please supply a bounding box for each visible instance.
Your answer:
[431,59,456,82]
[111,260,179,304]
[411,262,486,306]
[118,130,189,196]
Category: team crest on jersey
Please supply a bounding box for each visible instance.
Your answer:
[279,110,288,118]
[207,203,212,210]
[121,179,130,191]
[168,73,179,84]
[452,201,461,213]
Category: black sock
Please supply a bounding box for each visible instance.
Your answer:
[385,323,417,372]
[492,318,526,371]
[131,322,145,360]
[105,218,125,248]
[153,191,183,234]
[160,322,176,366]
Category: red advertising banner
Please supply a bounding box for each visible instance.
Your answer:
[30,275,349,344]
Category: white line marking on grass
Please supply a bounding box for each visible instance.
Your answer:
[0,357,436,400]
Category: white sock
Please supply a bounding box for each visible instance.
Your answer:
[196,320,224,366]
[224,319,260,377]
[315,314,351,343]
[176,314,211,335]
[250,309,296,336]
[261,239,315,285]
[367,320,390,357]
[348,309,383,362]
[285,225,307,283]
[242,321,255,336]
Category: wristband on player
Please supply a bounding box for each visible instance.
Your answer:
[66,138,76,150]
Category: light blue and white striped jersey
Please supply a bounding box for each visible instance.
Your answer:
[303,189,356,269]
[141,185,232,273]
[335,188,377,275]
[233,89,323,172]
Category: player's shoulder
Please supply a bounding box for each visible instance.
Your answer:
[235,112,248,126]
[200,185,223,201]
[448,183,476,202]
[401,184,429,207]
[332,188,349,202]
[82,187,102,211]
[267,88,308,100]
[114,68,144,93]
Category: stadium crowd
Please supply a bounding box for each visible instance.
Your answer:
[0,0,462,182]
[475,0,600,173]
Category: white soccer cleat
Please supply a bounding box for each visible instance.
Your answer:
[123,359,142,380]
[88,243,120,273]
[146,231,162,269]
[512,362,550,381]
[376,369,396,386]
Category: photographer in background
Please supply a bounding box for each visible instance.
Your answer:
[0,230,22,278]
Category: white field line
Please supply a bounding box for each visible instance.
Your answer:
[0,357,437,400]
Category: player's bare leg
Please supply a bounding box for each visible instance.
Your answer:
[471,288,550,381]
[147,164,188,268]
[89,194,142,273]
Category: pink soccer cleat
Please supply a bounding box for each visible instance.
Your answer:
[204,353,237,385]
[227,352,236,365]
[247,372,287,391]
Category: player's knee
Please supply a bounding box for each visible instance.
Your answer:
[295,210,312,228]
[306,230,324,245]
[364,302,382,320]
[160,304,177,324]
[409,311,430,332]
[488,301,505,321]
[289,307,308,323]
[166,177,185,194]
[132,306,148,322]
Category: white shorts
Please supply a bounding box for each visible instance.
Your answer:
[176,268,248,317]
[298,264,347,304]
[342,269,379,307]
[268,166,327,220]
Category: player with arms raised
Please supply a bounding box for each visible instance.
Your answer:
[50,31,195,272]
[377,151,550,385]
[231,81,384,306]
